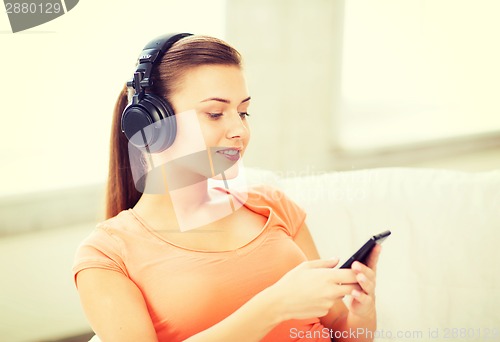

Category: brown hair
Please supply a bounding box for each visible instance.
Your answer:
[106,35,242,219]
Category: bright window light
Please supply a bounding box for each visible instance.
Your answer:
[339,0,500,150]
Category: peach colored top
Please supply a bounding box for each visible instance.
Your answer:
[73,186,330,341]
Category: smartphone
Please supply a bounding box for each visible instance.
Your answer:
[339,230,391,269]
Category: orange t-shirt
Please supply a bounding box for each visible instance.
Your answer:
[72,186,331,341]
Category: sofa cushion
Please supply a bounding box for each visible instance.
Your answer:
[277,167,500,336]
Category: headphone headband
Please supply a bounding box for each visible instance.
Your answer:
[128,32,193,93]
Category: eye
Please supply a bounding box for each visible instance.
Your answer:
[239,112,250,119]
[207,113,223,119]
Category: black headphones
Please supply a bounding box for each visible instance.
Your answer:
[121,32,193,153]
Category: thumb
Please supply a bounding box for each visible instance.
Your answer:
[366,243,382,271]
[304,257,339,269]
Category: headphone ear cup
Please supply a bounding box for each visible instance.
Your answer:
[142,94,177,153]
[121,94,177,153]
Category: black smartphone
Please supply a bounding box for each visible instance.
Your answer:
[339,230,391,269]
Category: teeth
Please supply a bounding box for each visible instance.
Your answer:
[220,149,238,155]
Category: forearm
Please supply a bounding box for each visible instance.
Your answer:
[184,287,283,342]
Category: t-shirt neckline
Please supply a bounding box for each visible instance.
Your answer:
[128,189,273,254]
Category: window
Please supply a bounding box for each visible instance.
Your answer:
[339,0,500,151]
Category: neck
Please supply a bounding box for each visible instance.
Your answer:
[134,169,239,232]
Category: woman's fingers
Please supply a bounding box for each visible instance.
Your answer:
[365,244,382,272]
[352,265,376,296]
[351,287,375,306]
[304,258,340,269]
[337,283,362,297]
[329,268,358,285]
[350,245,382,295]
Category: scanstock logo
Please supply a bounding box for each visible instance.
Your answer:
[4,0,79,33]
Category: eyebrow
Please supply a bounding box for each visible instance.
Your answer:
[200,96,251,104]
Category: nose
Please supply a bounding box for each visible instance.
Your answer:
[226,112,249,140]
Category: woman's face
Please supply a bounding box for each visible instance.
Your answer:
[168,65,251,179]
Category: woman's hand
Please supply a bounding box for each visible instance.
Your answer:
[345,244,382,319]
[266,258,361,322]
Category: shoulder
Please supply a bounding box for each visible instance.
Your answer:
[73,210,143,273]
[245,184,301,210]
[245,184,288,204]
[75,210,137,249]
[78,209,150,255]
[245,184,307,237]
[81,209,148,245]
[95,209,139,233]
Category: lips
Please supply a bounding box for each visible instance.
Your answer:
[215,148,241,162]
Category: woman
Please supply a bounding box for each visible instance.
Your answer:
[73,33,381,342]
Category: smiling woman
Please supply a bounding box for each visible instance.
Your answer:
[72,33,380,342]
[108,36,246,219]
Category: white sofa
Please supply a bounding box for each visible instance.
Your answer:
[15,167,496,342]
[257,167,500,341]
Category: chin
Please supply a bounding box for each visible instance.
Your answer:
[212,161,241,180]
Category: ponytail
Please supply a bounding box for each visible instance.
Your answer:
[105,85,142,218]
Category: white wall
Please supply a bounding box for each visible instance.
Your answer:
[225,0,500,173]
[0,0,226,197]
[225,0,346,172]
